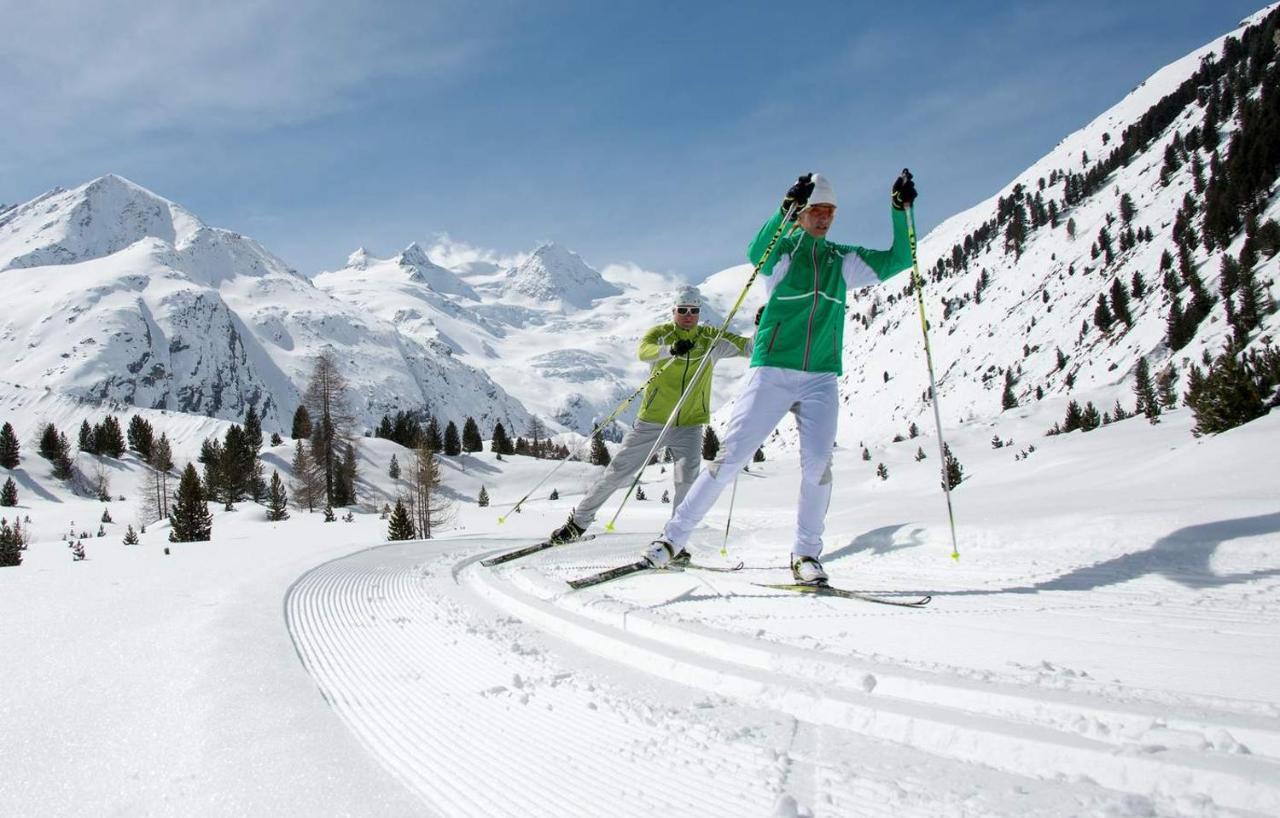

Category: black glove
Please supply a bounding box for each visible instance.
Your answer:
[780,173,815,219]
[891,168,917,211]
[671,338,695,356]
[754,306,764,326]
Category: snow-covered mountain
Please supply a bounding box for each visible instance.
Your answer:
[493,241,622,309]
[0,175,530,434]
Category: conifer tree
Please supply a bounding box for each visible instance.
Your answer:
[462,417,483,453]
[1001,370,1018,410]
[243,405,265,501]
[424,416,443,452]
[491,422,513,455]
[1,519,23,567]
[548,488,559,500]
[1080,402,1101,431]
[0,422,19,469]
[1133,358,1160,422]
[96,416,125,458]
[51,433,73,480]
[127,416,154,461]
[290,441,320,513]
[122,524,139,545]
[1109,278,1133,327]
[303,350,356,506]
[702,427,720,461]
[1156,363,1179,409]
[861,447,871,461]
[1166,294,1193,351]
[635,486,646,501]
[387,499,415,541]
[79,420,96,454]
[388,453,400,480]
[199,437,223,501]
[266,471,290,521]
[942,444,964,490]
[1093,294,1114,333]
[876,462,888,480]
[1130,271,1146,300]
[753,447,766,463]
[291,405,312,440]
[661,490,670,503]
[444,421,461,456]
[477,486,489,507]
[323,502,335,522]
[589,432,611,466]
[38,424,62,461]
[337,443,358,506]
[914,447,926,462]
[1186,345,1267,436]
[169,463,212,543]
[145,433,175,523]
[1062,400,1084,432]
[0,477,17,507]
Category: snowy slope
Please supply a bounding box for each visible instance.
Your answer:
[3,376,1277,815]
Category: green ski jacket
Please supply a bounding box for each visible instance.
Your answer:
[637,323,751,426]
[749,208,911,374]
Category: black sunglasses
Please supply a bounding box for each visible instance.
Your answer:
[675,306,700,315]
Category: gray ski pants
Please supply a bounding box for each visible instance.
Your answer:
[571,420,703,528]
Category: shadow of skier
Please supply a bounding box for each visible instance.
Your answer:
[917,512,1280,597]
[824,524,926,563]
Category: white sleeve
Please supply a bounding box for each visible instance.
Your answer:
[842,252,879,290]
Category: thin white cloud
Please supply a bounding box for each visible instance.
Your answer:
[599,261,680,292]
[425,233,527,273]
[0,0,483,149]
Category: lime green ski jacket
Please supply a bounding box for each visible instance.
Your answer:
[637,323,751,426]
[750,208,911,374]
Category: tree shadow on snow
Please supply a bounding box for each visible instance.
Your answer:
[924,513,1280,597]
[9,468,62,503]
[824,524,927,563]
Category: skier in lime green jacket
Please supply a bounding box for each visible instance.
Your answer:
[547,286,751,545]
[642,170,918,584]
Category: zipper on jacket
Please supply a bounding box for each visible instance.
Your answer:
[766,321,781,353]
[802,241,820,370]
[676,336,693,426]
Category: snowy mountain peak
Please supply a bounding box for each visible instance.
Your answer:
[502,241,622,309]
[0,173,202,271]
[347,247,372,269]
[398,241,431,268]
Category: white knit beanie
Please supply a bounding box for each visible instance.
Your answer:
[674,285,703,308]
[806,173,837,209]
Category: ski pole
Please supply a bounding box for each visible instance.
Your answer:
[604,202,801,532]
[904,199,961,561]
[720,475,738,557]
[497,359,674,523]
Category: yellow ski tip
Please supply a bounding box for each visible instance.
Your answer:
[951,551,960,561]
[497,517,506,525]
[604,522,616,532]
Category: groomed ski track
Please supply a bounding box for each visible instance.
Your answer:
[286,535,1280,817]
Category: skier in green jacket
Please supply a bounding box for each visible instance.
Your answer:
[640,170,918,583]
[548,286,751,545]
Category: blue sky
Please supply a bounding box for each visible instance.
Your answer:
[0,1,1268,280]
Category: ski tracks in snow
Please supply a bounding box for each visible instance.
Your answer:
[287,539,1280,817]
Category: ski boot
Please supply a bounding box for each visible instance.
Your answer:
[641,539,690,568]
[790,555,829,586]
[548,515,587,544]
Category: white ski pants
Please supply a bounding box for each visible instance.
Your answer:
[571,420,703,528]
[662,366,837,558]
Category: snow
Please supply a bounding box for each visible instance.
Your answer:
[3,385,1278,815]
